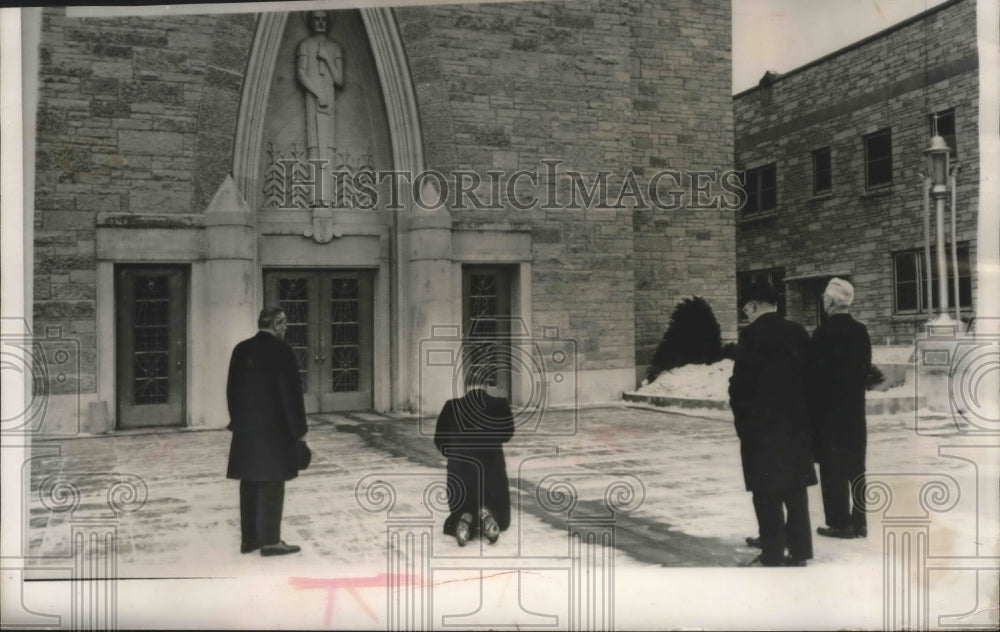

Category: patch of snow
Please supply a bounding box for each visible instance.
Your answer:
[635,360,733,400]
[871,345,915,364]
[866,382,919,399]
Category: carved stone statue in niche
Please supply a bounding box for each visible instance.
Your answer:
[296,10,344,204]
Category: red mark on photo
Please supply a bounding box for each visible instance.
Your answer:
[290,573,422,627]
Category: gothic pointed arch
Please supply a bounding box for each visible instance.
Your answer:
[232,8,424,210]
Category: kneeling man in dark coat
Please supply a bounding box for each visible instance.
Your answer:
[434,367,514,546]
[729,283,817,567]
[226,307,308,557]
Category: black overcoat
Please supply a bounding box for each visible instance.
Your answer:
[226,331,308,482]
[729,312,818,493]
[434,389,514,533]
[808,313,871,478]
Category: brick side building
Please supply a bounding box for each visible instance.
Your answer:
[734,0,978,342]
[30,1,735,434]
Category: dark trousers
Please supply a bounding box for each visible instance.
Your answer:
[752,487,813,566]
[240,480,285,546]
[820,465,867,533]
[442,454,511,537]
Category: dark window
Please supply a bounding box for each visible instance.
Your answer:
[132,276,170,404]
[329,277,361,392]
[812,147,832,194]
[278,277,310,392]
[929,108,957,156]
[737,268,785,324]
[864,129,893,189]
[741,163,777,217]
[893,243,972,314]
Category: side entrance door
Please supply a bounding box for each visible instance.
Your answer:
[462,266,513,400]
[116,266,187,429]
[263,269,374,412]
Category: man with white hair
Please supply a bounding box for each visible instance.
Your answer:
[808,277,872,539]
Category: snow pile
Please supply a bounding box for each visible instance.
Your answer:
[871,345,915,364]
[636,360,734,400]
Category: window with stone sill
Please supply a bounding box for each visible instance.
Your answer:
[739,163,777,218]
[892,242,972,314]
[812,147,832,195]
[864,128,893,190]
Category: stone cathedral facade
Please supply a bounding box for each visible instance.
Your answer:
[30,2,736,434]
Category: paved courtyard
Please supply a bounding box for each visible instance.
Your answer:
[21,403,996,629]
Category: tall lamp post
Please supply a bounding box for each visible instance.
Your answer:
[922,131,959,326]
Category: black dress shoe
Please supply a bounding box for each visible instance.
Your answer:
[854,527,868,538]
[454,513,473,547]
[480,507,500,544]
[817,526,856,539]
[260,541,301,556]
[783,556,808,567]
[745,536,762,549]
[241,541,260,554]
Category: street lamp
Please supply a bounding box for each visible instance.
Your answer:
[922,132,957,324]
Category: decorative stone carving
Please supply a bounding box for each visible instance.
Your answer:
[303,207,344,244]
[296,10,344,204]
[262,141,376,211]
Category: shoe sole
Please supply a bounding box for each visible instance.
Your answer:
[261,547,301,556]
[817,529,857,539]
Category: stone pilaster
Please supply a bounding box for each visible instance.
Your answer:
[201,176,256,428]
[408,182,455,416]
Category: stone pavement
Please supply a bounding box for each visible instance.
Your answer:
[19,403,995,630]
[25,402,987,579]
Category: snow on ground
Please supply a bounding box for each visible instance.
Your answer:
[867,382,917,398]
[635,356,921,401]
[871,345,916,364]
[635,359,733,400]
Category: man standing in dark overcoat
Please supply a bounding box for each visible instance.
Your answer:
[809,278,872,540]
[729,283,817,567]
[434,366,514,546]
[226,307,308,556]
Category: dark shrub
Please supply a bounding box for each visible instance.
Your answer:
[866,365,886,391]
[720,342,739,360]
[646,296,723,382]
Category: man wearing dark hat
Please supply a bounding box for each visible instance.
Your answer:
[729,282,817,566]
[808,277,872,540]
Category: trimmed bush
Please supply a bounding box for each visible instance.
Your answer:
[720,342,739,360]
[866,365,886,391]
[647,296,723,382]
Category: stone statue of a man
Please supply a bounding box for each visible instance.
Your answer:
[296,10,344,202]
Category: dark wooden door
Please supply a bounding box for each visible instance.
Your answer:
[263,269,374,412]
[462,266,513,399]
[116,266,187,429]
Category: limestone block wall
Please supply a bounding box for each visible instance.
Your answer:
[396,0,735,379]
[33,8,256,396]
[32,1,736,409]
[734,0,978,342]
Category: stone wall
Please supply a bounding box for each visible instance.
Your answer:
[397,0,735,375]
[33,8,256,395]
[734,0,978,342]
[33,0,735,399]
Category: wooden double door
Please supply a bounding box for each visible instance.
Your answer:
[264,269,374,412]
